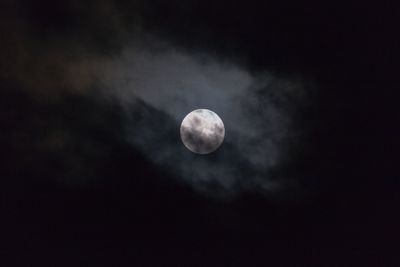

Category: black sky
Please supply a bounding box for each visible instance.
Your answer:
[0,0,399,266]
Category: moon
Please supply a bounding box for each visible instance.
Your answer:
[180,109,225,154]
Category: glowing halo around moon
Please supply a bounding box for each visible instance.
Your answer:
[180,109,225,154]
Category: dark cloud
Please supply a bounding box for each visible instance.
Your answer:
[0,0,318,196]
[0,0,395,201]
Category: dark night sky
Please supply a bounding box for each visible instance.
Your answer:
[0,0,399,266]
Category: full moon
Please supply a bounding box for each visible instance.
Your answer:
[180,109,225,154]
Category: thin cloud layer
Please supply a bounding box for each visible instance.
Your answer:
[92,39,311,196]
[1,0,315,197]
